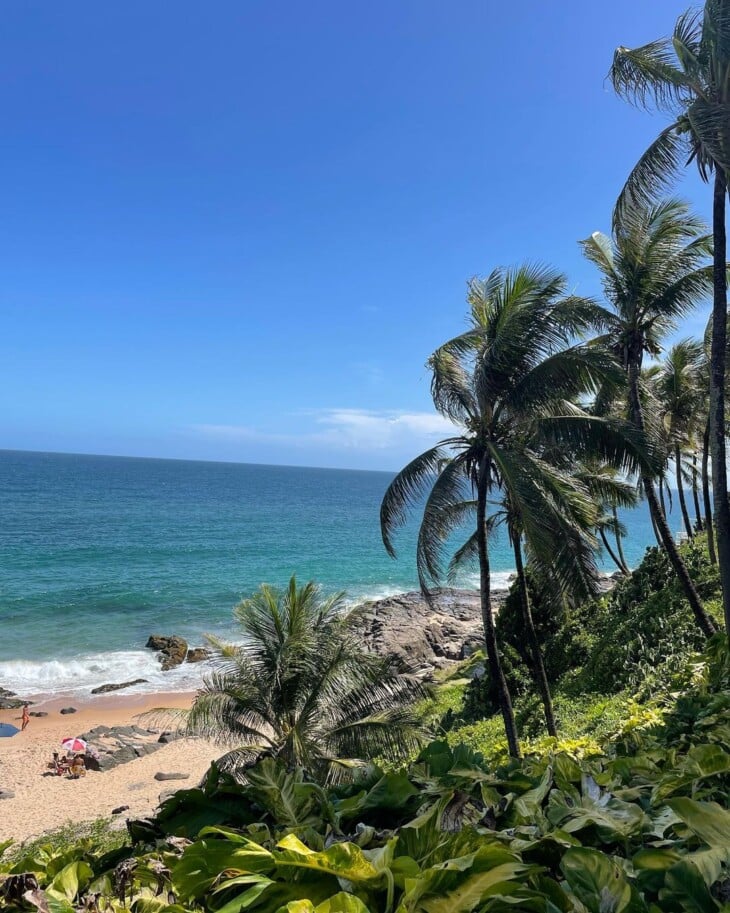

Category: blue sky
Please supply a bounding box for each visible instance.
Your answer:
[0,0,713,470]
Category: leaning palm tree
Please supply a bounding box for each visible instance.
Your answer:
[654,339,706,539]
[575,461,639,576]
[583,199,718,637]
[381,264,652,757]
[185,577,428,781]
[610,2,730,634]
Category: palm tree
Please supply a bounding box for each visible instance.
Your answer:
[654,340,706,540]
[185,577,428,781]
[610,2,730,635]
[575,462,639,576]
[582,199,718,637]
[381,264,652,757]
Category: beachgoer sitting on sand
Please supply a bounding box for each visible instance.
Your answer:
[69,755,86,778]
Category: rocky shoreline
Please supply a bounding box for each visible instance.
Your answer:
[3,580,621,706]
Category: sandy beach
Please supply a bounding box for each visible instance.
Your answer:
[0,692,218,846]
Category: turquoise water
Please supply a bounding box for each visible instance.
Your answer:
[0,449,661,698]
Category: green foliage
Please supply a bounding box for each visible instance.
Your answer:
[3,648,730,913]
[185,576,430,780]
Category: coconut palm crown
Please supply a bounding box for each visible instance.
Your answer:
[185,577,428,781]
[583,199,718,637]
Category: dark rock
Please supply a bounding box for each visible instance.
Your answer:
[60,707,77,715]
[0,789,15,800]
[154,772,190,781]
[0,698,25,710]
[91,679,148,695]
[347,588,499,671]
[146,635,188,670]
[111,805,130,815]
[0,688,17,698]
[186,648,211,664]
[29,712,48,718]
[80,724,168,771]
[157,732,180,744]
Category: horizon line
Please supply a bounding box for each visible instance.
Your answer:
[0,446,398,476]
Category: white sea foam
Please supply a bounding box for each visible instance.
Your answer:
[344,571,515,608]
[0,650,209,701]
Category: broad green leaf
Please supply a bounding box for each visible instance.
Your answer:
[666,798,730,846]
[50,861,93,901]
[173,837,275,899]
[276,836,381,883]
[687,844,730,887]
[561,847,643,913]
[663,861,717,913]
[315,894,372,913]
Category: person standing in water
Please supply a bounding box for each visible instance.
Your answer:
[21,704,30,731]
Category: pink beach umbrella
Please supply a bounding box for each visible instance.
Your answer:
[61,737,87,753]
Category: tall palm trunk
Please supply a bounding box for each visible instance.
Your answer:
[675,445,694,539]
[659,478,668,520]
[627,355,717,637]
[613,505,629,572]
[477,458,519,757]
[702,417,717,564]
[709,166,730,642]
[691,452,703,532]
[512,536,557,736]
[650,506,662,548]
[599,526,628,575]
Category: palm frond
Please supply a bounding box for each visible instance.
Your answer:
[610,40,694,111]
[380,444,450,557]
[614,126,689,225]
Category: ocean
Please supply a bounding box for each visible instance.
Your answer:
[0,449,662,699]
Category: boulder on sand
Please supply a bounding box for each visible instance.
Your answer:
[91,679,148,695]
[145,635,188,670]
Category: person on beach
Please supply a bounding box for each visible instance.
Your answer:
[21,704,30,731]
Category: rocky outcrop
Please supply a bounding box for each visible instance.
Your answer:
[0,687,31,710]
[91,679,148,695]
[146,635,188,670]
[80,725,181,772]
[186,648,211,664]
[347,588,502,674]
[60,707,77,715]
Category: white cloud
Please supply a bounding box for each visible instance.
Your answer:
[192,409,456,453]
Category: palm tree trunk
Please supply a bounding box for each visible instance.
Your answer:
[691,452,703,532]
[512,536,557,737]
[709,166,730,642]
[477,458,520,757]
[650,506,662,548]
[613,505,629,572]
[627,355,717,637]
[675,445,694,539]
[659,477,668,520]
[599,526,628,575]
[702,417,717,564]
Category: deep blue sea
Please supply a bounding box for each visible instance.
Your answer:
[0,450,664,699]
